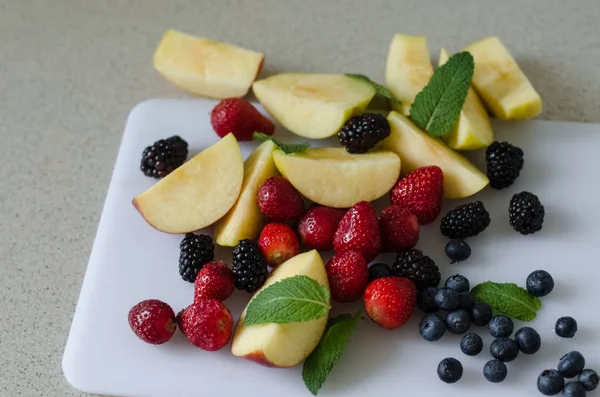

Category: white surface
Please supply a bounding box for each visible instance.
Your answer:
[63,98,600,397]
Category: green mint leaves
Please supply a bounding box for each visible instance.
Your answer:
[302,311,362,395]
[472,281,542,321]
[345,73,401,104]
[409,51,474,137]
[253,132,310,154]
[244,275,331,325]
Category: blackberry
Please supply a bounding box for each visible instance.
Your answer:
[445,239,471,263]
[140,136,188,178]
[337,113,391,154]
[417,287,439,313]
[578,369,599,391]
[509,191,545,235]
[555,316,578,338]
[485,141,524,189]
[514,327,541,354]
[440,201,491,239]
[178,233,214,282]
[392,249,440,290]
[437,358,463,384]
[538,369,565,396]
[232,239,268,293]
[558,351,585,378]
[484,360,508,383]
[368,262,394,282]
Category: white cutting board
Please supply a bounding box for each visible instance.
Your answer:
[63,98,600,397]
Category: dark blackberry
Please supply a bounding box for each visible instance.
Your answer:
[140,136,188,178]
[178,233,214,282]
[337,113,391,154]
[485,141,524,189]
[232,239,268,293]
[509,191,545,235]
[392,249,440,290]
[440,201,490,239]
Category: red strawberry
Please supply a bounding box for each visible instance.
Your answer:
[378,205,420,252]
[258,222,300,268]
[333,201,381,262]
[210,98,275,141]
[325,250,369,302]
[128,299,176,344]
[194,260,235,302]
[390,166,444,225]
[257,176,305,221]
[177,299,233,351]
[364,277,417,329]
[298,205,346,250]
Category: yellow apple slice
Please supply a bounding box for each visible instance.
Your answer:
[252,73,376,139]
[272,147,400,208]
[438,48,494,150]
[133,133,243,234]
[383,111,488,199]
[385,34,434,115]
[153,29,264,99]
[464,36,542,120]
[213,140,279,246]
[232,250,330,367]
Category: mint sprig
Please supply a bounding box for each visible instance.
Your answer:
[471,281,542,321]
[253,132,310,154]
[244,275,331,325]
[344,73,401,104]
[409,51,474,137]
[302,311,361,396]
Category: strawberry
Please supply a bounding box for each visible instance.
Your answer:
[297,205,346,250]
[325,250,369,302]
[364,277,417,329]
[333,201,381,262]
[258,222,300,268]
[194,260,235,302]
[390,166,444,225]
[128,299,176,344]
[257,176,305,221]
[210,98,275,141]
[177,299,233,351]
[378,205,420,252]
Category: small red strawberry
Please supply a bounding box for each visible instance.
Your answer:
[194,260,235,302]
[257,176,305,221]
[298,205,346,250]
[390,166,444,225]
[177,299,233,351]
[258,222,300,268]
[333,201,381,262]
[128,299,176,344]
[364,277,417,329]
[210,98,275,141]
[325,250,369,302]
[378,205,420,252]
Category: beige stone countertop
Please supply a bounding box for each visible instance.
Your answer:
[1,0,599,396]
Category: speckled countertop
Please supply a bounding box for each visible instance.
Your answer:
[1,0,599,395]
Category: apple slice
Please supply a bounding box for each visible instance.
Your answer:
[231,250,330,367]
[438,48,494,150]
[385,34,434,115]
[383,111,489,199]
[213,140,279,246]
[153,29,264,99]
[252,73,376,139]
[464,36,542,120]
[133,133,243,234]
[272,147,400,208]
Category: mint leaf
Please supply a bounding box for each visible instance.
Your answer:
[471,282,542,321]
[302,311,361,396]
[244,275,330,325]
[409,52,474,137]
[344,73,401,104]
[253,132,310,154]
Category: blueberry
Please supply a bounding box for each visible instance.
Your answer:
[555,317,578,338]
[368,262,393,282]
[490,337,519,362]
[538,369,565,396]
[526,270,555,297]
[446,309,472,335]
[434,288,460,311]
[445,274,470,293]
[578,369,599,391]
[483,359,507,383]
[514,326,541,354]
[458,291,475,310]
[419,313,446,342]
[417,287,439,313]
[460,333,483,356]
[445,239,471,263]
[558,351,586,378]
[562,381,587,397]
[437,358,463,384]
[488,315,514,338]
[471,302,493,326]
